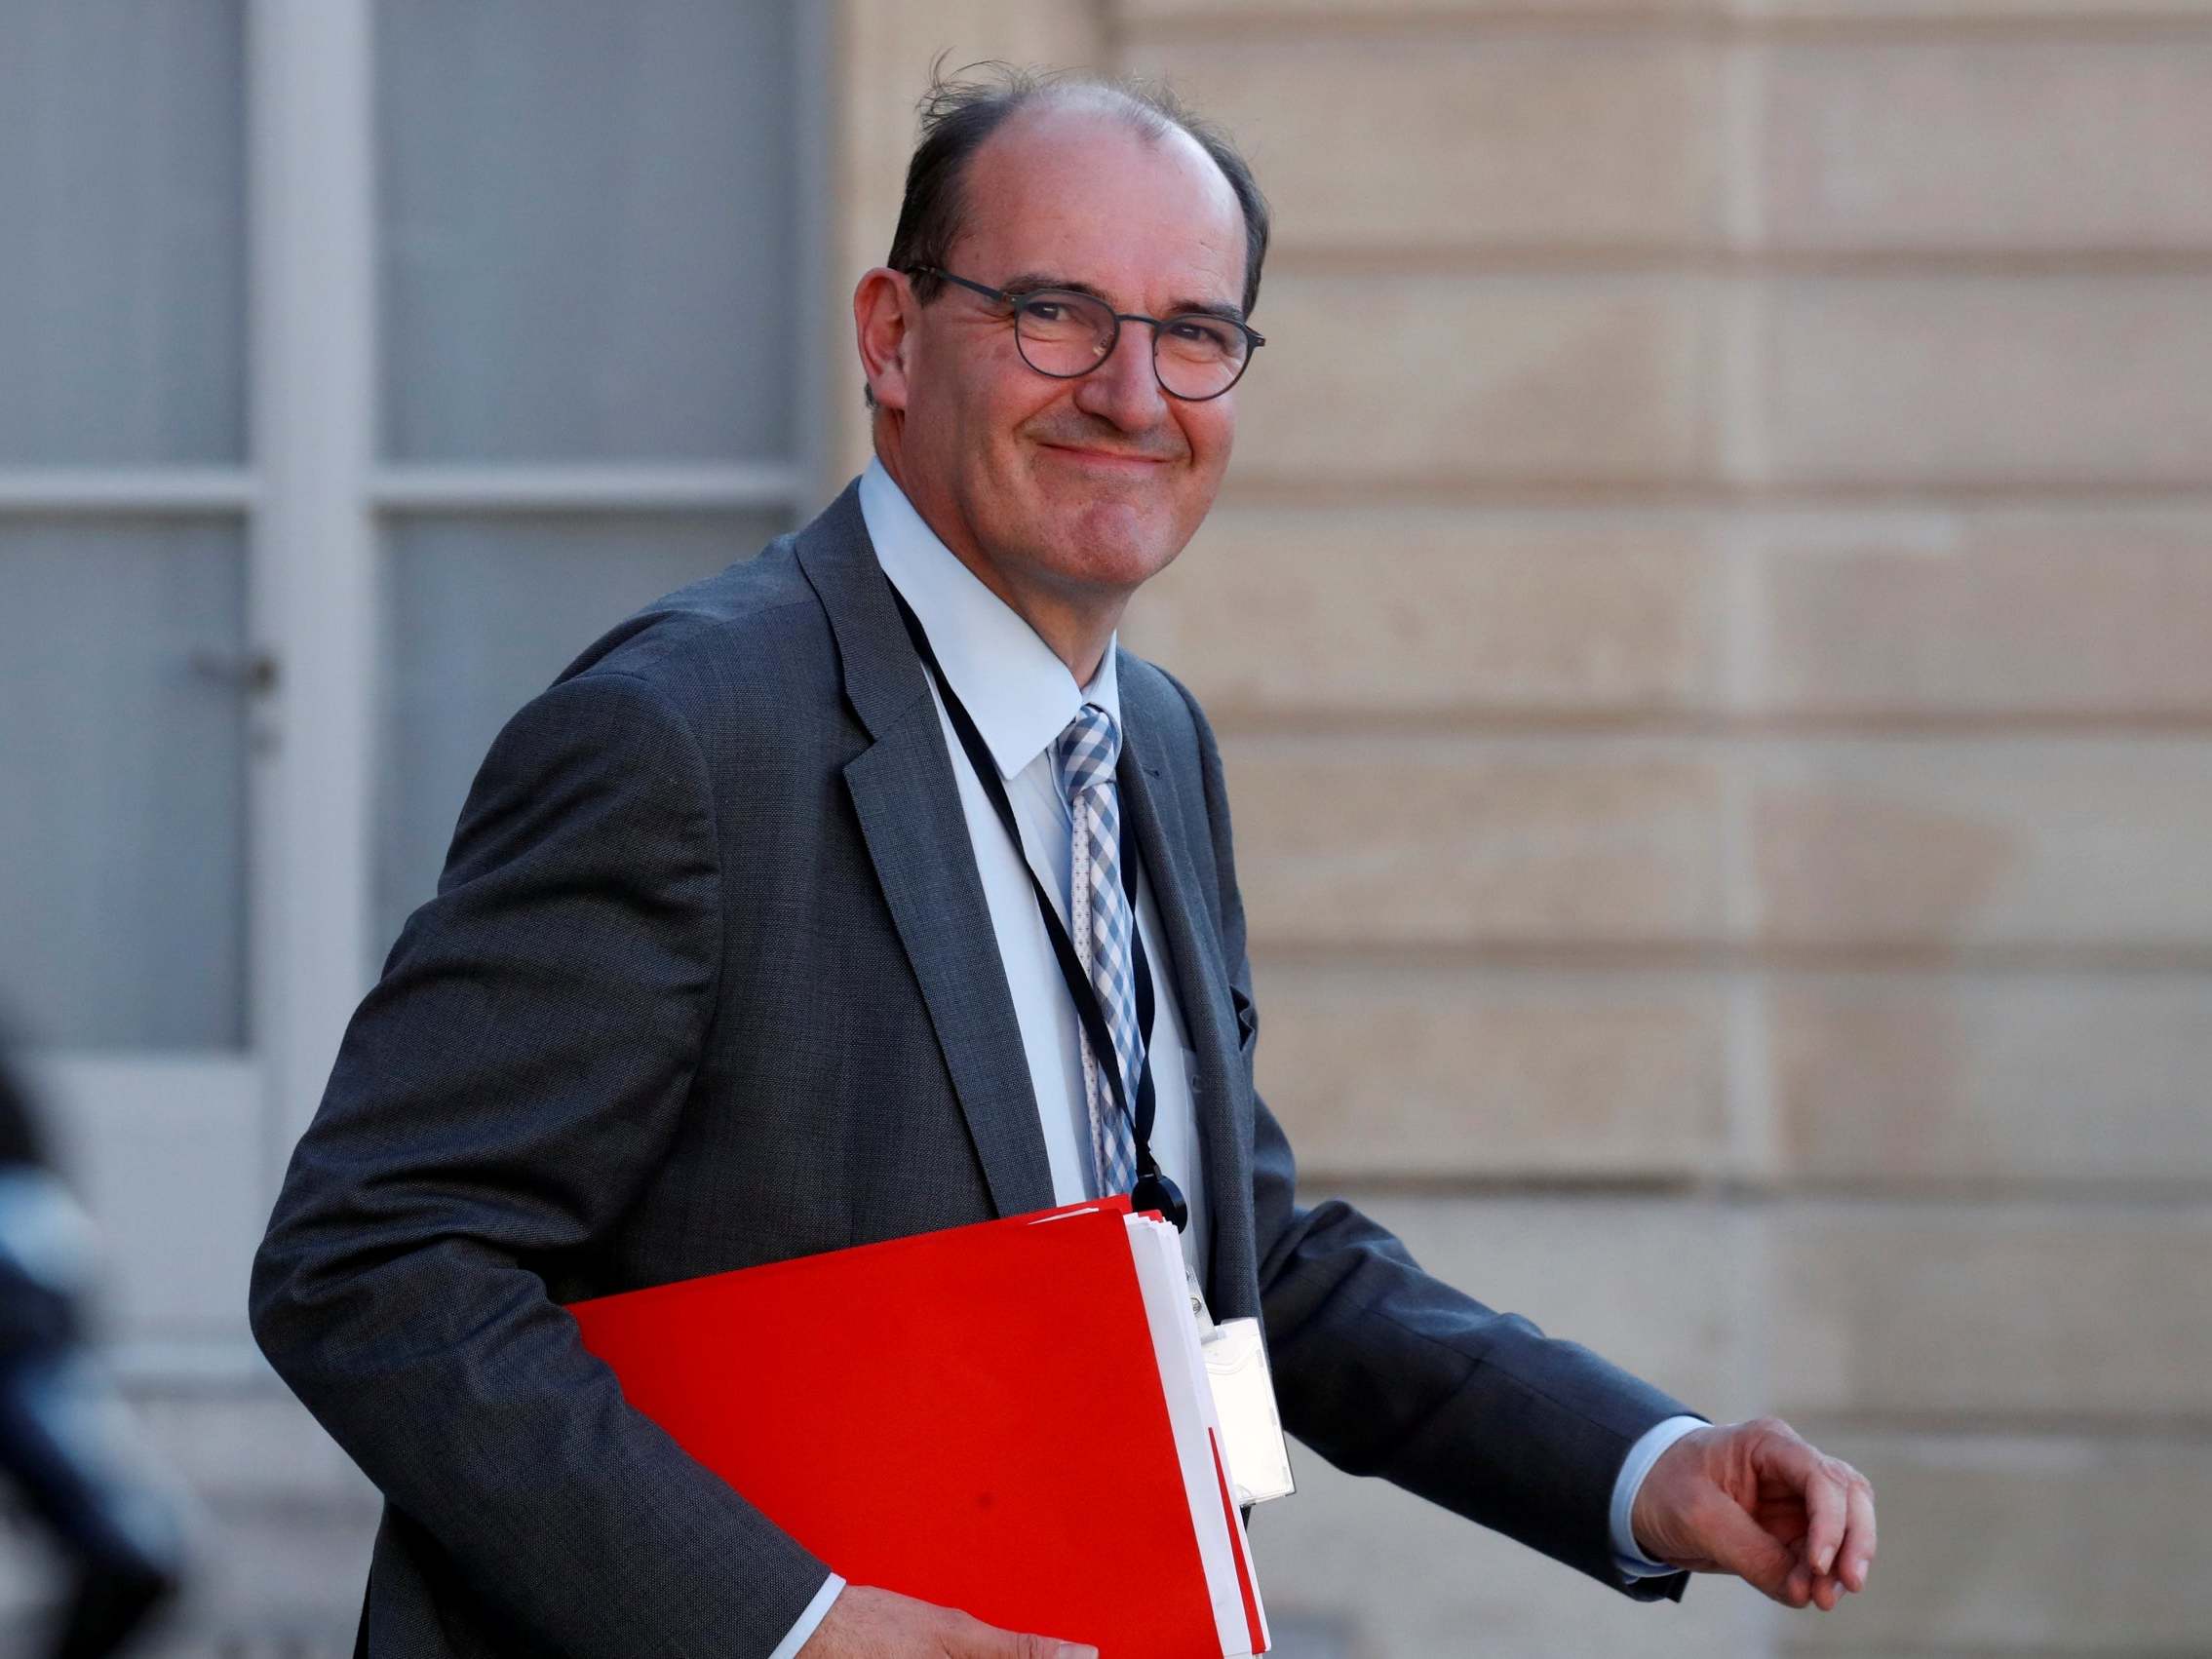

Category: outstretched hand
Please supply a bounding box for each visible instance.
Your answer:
[1629,1417,1876,1611]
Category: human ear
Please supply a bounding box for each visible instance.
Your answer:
[853,267,915,412]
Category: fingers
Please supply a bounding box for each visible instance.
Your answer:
[1005,1636,1096,1659]
[1805,1456,1848,1580]
[814,1586,1099,1658]
[1748,1421,1877,1612]
[1790,1449,1877,1601]
[1694,1488,1800,1604]
[969,1617,1096,1659]
[1836,1458,1878,1592]
[1756,1423,1848,1579]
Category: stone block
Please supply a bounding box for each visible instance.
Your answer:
[1751,275,2212,488]
[1772,971,2212,1187]
[1772,1431,2212,1653]
[1128,0,1724,18]
[1743,507,2212,719]
[1751,738,2212,950]
[1253,964,1729,1180]
[1124,34,1727,250]
[1224,735,1729,947]
[1239,272,1726,487]
[1125,504,1727,719]
[1753,0,2212,18]
[1761,39,2212,251]
[1766,1204,2212,1419]
[1247,1190,1760,1655]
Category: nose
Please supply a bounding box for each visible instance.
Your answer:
[1070,321,1168,434]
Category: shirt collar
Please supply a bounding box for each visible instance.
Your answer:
[860,456,1120,782]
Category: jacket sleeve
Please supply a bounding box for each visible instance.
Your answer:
[1171,675,1695,1604]
[249,669,832,1656]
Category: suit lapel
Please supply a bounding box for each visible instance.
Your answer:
[796,486,1057,1218]
[845,707,1058,1216]
[1116,677,1255,1318]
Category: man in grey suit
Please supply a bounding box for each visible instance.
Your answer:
[252,66,1876,1658]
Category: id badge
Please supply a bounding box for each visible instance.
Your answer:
[1186,1267,1296,1507]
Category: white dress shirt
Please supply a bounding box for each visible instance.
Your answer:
[767,461,1693,1655]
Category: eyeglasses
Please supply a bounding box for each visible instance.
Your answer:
[908,266,1263,403]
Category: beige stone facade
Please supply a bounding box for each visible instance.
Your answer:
[835,1,2212,1652]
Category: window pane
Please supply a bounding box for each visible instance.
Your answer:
[0,2,247,464]
[0,523,249,1049]
[376,0,799,462]
[375,512,788,959]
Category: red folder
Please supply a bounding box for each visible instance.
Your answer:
[568,1198,1268,1657]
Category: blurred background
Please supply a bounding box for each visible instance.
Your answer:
[3,0,2208,1653]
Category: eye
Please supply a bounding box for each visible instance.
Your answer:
[1020,298,1067,324]
[1167,318,1238,352]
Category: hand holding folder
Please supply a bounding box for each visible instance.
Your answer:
[569,1198,1274,1657]
[795,1582,1096,1657]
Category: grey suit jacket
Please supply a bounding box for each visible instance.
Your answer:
[250,480,1693,1658]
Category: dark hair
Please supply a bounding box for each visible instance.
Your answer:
[865,58,1272,411]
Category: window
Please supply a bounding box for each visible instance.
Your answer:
[0,0,823,1367]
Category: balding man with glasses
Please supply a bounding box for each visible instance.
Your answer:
[252,63,1875,1659]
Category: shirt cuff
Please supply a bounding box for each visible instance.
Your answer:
[1609,1414,1706,1579]
[765,1570,846,1659]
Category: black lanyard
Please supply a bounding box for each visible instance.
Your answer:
[887,579,1188,1232]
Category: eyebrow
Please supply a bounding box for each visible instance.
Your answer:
[996,269,1247,326]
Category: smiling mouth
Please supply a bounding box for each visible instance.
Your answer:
[1040,444,1171,470]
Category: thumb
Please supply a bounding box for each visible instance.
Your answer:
[1696,1494,1799,1601]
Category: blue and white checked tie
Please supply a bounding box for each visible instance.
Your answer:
[1056,702,1142,1199]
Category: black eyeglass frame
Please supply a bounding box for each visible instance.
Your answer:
[908,265,1265,403]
